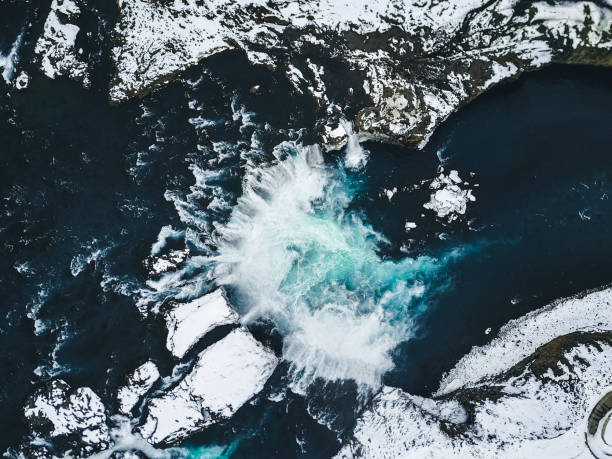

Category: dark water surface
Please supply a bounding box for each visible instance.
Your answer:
[2,29,612,456]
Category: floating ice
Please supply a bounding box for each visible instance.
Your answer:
[337,286,612,458]
[423,169,476,221]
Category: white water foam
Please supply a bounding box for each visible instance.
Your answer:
[213,141,455,391]
[340,119,368,169]
[0,30,24,83]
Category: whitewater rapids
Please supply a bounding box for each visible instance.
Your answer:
[212,141,458,391]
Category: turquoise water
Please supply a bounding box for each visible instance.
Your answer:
[3,24,612,456]
[213,142,466,391]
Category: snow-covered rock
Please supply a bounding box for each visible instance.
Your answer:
[423,169,476,221]
[23,379,110,456]
[34,0,90,86]
[117,361,160,415]
[337,337,612,458]
[165,288,239,359]
[337,286,612,458]
[438,285,612,395]
[109,0,612,148]
[14,71,29,90]
[138,328,278,445]
[143,248,189,278]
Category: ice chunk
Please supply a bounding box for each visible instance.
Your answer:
[139,328,278,445]
[423,170,475,221]
[165,288,239,359]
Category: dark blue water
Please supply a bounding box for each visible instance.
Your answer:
[2,15,612,455]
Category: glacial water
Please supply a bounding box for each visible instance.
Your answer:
[213,141,464,391]
[2,20,612,456]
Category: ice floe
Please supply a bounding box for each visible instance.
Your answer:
[423,169,476,221]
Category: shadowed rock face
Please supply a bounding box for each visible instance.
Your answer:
[108,0,612,148]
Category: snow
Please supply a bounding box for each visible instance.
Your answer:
[15,71,29,90]
[337,341,612,459]
[139,328,278,445]
[423,170,476,221]
[34,0,90,86]
[437,285,612,395]
[165,288,239,359]
[109,0,612,149]
[336,284,612,458]
[146,249,189,276]
[23,380,110,453]
[321,123,348,150]
[117,361,160,415]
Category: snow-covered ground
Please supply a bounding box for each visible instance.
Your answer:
[116,360,160,415]
[165,288,239,359]
[139,328,278,445]
[34,0,90,86]
[438,286,612,395]
[23,380,110,456]
[337,286,612,458]
[106,0,612,147]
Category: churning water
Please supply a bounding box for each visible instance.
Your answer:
[213,141,462,391]
[3,32,612,456]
